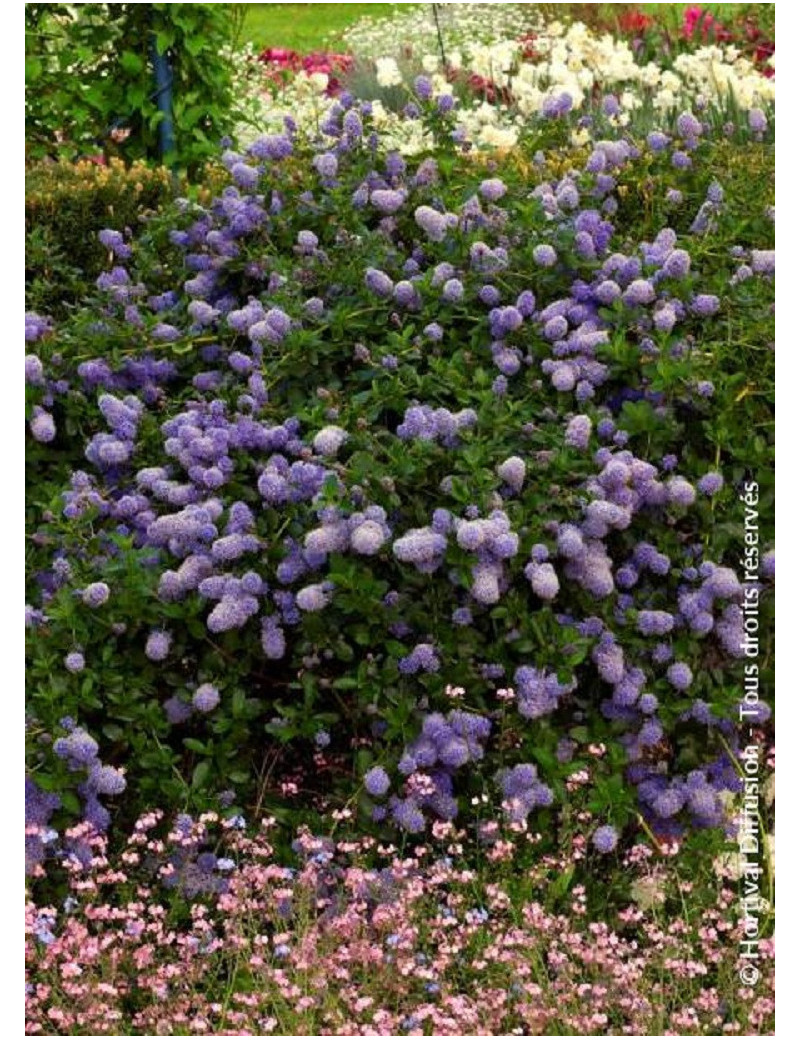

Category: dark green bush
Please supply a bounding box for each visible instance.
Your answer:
[25,159,175,317]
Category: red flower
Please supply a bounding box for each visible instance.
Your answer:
[755,43,775,73]
[258,47,301,69]
[467,73,496,101]
[683,5,703,37]
[683,6,728,42]
[618,9,652,35]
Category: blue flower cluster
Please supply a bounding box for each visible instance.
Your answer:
[368,711,492,832]
[52,720,126,835]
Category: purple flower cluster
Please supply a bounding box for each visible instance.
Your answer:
[192,683,221,713]
[29,406,56,443]
[305,505,391,559]
[497,762,553,822]
[82,582,110,608]
[496,455,526,492]
[392,526,448,574]
[514,666,576,720]
[25,777,61,873]
[145,630,172,662]
[398,642,440,675]
[364,765,390,797]
[375,710,492,830]
[592,824,619,853]
[454,510,519,606]
[396,405,477,446]
[50,721,126,838]
[414,205,451,242]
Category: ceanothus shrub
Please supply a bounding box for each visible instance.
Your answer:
[24,89,774,862]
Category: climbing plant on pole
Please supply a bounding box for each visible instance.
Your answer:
[25,3,236,172]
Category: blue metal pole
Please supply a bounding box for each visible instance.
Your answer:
[150,25,175,164]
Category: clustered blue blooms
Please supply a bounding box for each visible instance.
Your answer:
[192,683,221,713]
[398,642,440,675]
[44,720,127,841]
[592,824,619,853]
[453,510,519,606]
[497,763,554,823]
[25,777,60,874]
[24,91,774,854]
[367,710,492,832]
[396,405,477,446]
[514,667,576,720]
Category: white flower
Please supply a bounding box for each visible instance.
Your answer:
[228,7,773,160]
[431,73,453,96]
[621,90,641,111]
[640,62,661,88]
[307,72,329,95]
[375,57,403,88]
[477,123,518,149]
[571,127,591,147]
[514,84,543,117]
[370,99,389,126]
[446,50,463,71]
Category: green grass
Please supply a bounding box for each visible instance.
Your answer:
[237,3,418,52]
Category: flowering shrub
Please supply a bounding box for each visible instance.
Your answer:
[24,810,775,1035]
[25,58,774,879]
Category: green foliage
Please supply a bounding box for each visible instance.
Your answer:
[25,159,176,317]
[25,3,237,171]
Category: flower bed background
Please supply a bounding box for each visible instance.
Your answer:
[25,4,775,1035]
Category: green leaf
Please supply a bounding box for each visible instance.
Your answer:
[192,760,211,789]
[119,50,145,75]
[549,863,575,899]
[155,28,175,54]
[25,56,43,81]
[60,791,82,814]
[332,677,359,690]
